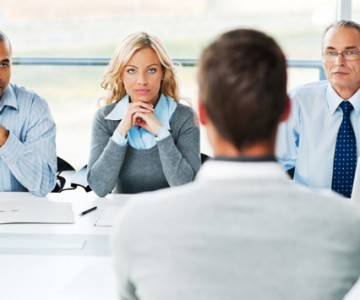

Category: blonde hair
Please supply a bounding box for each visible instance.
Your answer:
[100,32,180,104]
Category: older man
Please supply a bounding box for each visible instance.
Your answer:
[276,20,360,198]
[0,31,56,196]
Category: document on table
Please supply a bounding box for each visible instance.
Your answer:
[0,199,74,224]
[95,205,123,227]
[0,234,85,250]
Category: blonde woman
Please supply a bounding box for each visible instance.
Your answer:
[87,32,201,196]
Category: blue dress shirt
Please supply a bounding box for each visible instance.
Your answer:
[105,94,177,150]
[0,84,57,196]
[276,80,360,190]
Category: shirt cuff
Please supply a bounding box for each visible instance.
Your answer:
[0,132,25,163]
[155,127,170,141]
[112,130,128,146]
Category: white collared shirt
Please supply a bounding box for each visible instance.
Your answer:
[276,80,360,189]
[197,160,289,182]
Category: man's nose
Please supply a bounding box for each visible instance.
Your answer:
[335,53,346,65]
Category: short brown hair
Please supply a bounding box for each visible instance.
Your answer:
[198,29,287,150]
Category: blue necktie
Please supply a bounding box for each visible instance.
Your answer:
[331,101,357,198]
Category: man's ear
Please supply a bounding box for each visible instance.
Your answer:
[280,96,291,122]
[198,99,208,126]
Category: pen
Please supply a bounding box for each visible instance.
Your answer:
[79,206,97,216]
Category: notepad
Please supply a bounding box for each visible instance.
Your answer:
[0,199,74,224]
[94,205,123,227]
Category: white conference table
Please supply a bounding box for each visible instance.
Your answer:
[1,191,360,300]
[0,191,131,300]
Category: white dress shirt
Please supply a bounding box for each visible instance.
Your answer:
[276,80,360,190]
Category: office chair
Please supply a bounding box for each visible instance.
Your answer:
[201,153,210,164]
[52,157,76,192]
[287,167,295,179]
[71,165,92,192]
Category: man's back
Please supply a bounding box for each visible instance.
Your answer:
[112,161,360,300]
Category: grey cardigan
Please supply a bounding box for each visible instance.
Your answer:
[87,102,201,196]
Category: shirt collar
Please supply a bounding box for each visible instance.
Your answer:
[213,156,276,162]
[105,94,130,121]
[196,160,289,182]
[327,82,360,115]
[0,84,18,112]
[105,93,177,130]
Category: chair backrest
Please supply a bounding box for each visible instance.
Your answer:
[201,153,210,164]
[57,157,75,172]
[71,165,92,192]
[287,167,295,179]
[52,157,76,193]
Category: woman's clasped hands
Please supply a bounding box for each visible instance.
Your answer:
[117,101,163,137]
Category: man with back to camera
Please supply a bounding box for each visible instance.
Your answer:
[0,31,56,196]
[276,20,360,198]
[111,29,360,300]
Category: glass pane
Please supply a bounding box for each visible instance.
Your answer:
[1,0,342,164]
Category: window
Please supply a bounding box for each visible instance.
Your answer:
[2,0,343,165]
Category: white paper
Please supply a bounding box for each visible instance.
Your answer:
[0,199,74,224]
[94,205,123,227]
[0,236,85,249]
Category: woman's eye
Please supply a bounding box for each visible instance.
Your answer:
[126,69,136,74]
[148,68,157,74]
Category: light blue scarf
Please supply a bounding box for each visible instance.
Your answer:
[105,93,177,149]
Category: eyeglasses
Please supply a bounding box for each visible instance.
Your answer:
[323,50,360,61]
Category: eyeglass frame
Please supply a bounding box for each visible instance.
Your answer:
[322,49,360,61]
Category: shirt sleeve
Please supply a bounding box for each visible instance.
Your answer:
[155,127,170,141]
[0,96,57,196]
[275,94,299,171]
[112,129,128,147]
